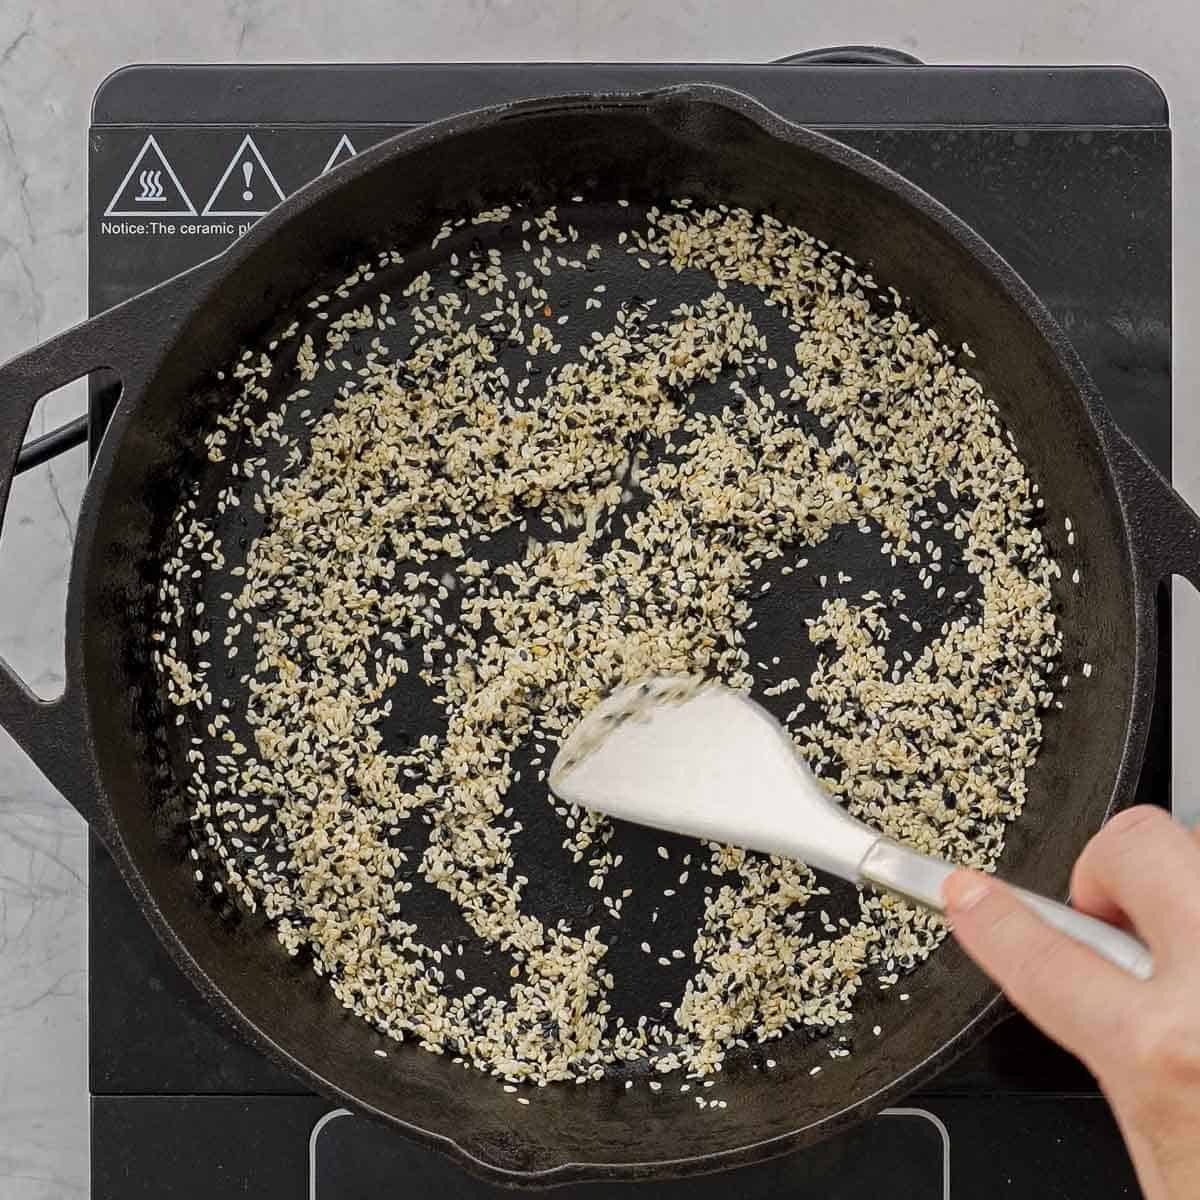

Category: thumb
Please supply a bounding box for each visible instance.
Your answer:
[943,869,1139,1073]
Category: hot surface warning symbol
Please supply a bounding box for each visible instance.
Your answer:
[321,134,358,174]
[104,135,196,217]
[202,135,286,217]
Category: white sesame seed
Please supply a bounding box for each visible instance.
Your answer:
[153,197,1062,1092]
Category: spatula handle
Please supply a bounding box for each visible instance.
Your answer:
[859,838,1154,981]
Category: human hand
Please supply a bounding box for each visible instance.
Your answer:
[943,806,1200,1200]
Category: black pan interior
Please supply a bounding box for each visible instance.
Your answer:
[80,93,1137,1179]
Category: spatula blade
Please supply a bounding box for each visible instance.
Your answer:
[549,676,877,875]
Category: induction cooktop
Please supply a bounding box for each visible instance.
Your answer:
[86,58,1169,1198]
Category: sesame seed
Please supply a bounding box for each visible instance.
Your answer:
[152,197,1063,1092]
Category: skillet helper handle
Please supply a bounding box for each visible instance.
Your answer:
[0,310,131,820]
[1101,418,1200,590]
[0,278,203,825]
[859,838,1154,981]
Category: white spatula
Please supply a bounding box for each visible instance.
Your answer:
[549,675,1153,981]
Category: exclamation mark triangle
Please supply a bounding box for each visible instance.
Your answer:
[202,134,286,217]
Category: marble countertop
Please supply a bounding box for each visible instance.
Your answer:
[2,2,1198,1195]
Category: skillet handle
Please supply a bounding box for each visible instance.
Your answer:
[0,266,214,828]
[1101,418,1200,590]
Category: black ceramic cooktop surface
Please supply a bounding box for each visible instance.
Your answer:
[87,61,1169,1198]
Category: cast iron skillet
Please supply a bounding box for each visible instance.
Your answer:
[0,87,1197,1185]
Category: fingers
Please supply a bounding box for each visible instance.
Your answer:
[1069,807,1200,957]
[943,869,1139,1072]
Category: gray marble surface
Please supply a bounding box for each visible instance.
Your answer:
[1,3,1198,1195]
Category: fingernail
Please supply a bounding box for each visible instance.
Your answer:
[944,871,992,912]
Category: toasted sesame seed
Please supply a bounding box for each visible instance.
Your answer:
[153,197,1063,1092]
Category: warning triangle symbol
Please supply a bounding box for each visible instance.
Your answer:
[104,135,197,218]
[201,134,287,217]
[321,134,358,174]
